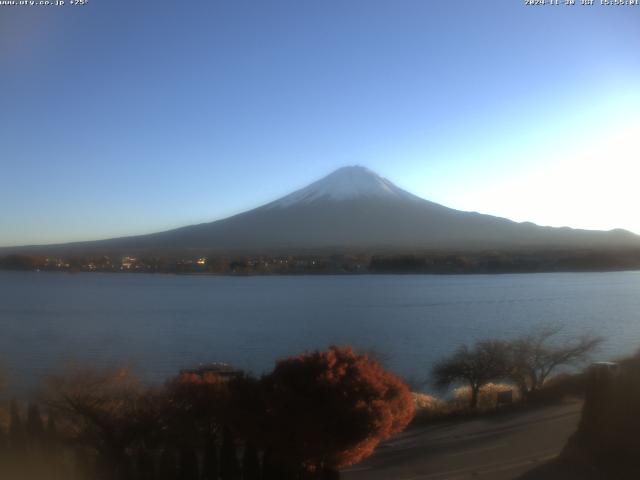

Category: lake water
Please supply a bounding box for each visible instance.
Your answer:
[1,270,640,393]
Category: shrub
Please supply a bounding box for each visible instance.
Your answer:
[262,346,414,472]
[453,383,521,410]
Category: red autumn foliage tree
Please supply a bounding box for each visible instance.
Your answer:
[162,371,231,452]
[165,371,266,440]
[165,372,228,423]
[262,346,414,472]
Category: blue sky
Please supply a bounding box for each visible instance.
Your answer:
[1,0,639,246]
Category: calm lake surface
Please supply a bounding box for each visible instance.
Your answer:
[2,270,640,392]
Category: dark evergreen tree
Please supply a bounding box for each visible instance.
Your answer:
[261,449,294,480]
[95,451,115,480]
[178,446,199,480]
[220,427,240,480]
[26,403,45,449]
[260,449,277,480]
[45,413,59,454]
[0,424,7,455]
[300,469,319,480]
[136,448,155,480]
[118,453,134,480]
[158,449,178,480]
[9,399,26,452]
[75,447,94,480]
[202,433,218,480]
[322,467,341,480]
[241,442,260,480]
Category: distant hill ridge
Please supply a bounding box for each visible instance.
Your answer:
[3,166,639,255]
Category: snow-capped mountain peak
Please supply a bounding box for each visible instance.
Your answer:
[266,166,418,208]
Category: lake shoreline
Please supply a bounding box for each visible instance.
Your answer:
[3,266,640,277]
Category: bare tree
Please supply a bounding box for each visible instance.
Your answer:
[432,340,510,409]
[41,366,151,479]
[507,324,602,398]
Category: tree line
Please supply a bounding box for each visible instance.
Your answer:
[5,249,640,275]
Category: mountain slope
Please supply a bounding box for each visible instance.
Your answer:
[3,166,639,255]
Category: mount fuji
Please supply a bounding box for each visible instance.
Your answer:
[5,166,639,255]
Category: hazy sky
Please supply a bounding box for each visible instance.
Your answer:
[2,0,639,246]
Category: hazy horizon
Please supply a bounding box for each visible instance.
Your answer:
[1,164,638,249]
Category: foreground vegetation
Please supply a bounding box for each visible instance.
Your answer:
[431,325,601,409]
[0,347,413,480]
[0,326,603,479]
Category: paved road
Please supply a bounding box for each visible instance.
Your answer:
[343,402,582,480]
